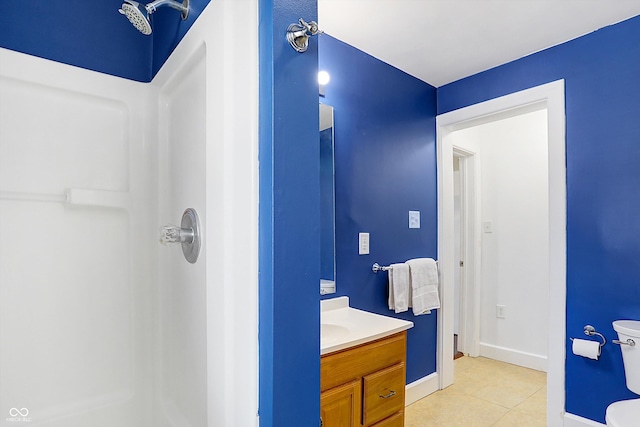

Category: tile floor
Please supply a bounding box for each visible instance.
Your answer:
[405,356,547,426]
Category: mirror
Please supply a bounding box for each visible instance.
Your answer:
[320,103,336,295]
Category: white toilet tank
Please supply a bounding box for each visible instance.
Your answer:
[613,320,640,394]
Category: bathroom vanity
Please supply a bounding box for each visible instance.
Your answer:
[320,297,413,427]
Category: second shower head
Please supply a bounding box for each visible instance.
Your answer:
[119,0,189,36]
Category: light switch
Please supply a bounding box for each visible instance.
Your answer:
[359,232,370,255]
[483,221,493,233]
[409,211,420,229]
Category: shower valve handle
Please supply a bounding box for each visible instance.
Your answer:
[159,208,201,264]
[160,225,194,245]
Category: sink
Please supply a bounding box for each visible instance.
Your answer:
[321,323,350,346]
[320,296,414,354]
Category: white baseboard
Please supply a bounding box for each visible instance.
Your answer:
[405,373,439,406]
[564,413,606,427]
[479,343,548,372]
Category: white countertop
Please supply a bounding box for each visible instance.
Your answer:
[321,296,414,355]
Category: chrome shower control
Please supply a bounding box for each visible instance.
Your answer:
[160,225,194,245]
[160,208,201,263]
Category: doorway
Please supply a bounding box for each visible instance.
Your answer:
[451,109,550,369]
[436,80,566,427]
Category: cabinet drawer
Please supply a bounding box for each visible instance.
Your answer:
[370,411,403,427]
[362,363,405,426]
[321,332,406,392]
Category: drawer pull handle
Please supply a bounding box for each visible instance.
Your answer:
[379,390,396,399]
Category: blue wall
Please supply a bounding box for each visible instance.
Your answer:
[259,0,320,426]
[438,16,640,424]
[319,35,438,384]
[0,0,208,82]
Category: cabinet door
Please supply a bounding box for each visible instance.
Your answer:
[320,379,361,427]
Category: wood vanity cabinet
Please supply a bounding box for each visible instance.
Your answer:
[320,331,407,427]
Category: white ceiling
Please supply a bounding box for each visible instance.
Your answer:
[318,0,640,87]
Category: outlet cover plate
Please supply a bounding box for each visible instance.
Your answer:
[359,232,370,255]
[409,211,421,229]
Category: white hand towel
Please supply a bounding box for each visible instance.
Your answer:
[388,263,410,313]
[406,258,440,315]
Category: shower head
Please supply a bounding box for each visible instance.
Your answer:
[119,0,152,35]
[119,0,189,36]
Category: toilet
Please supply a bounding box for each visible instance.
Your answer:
[606,320,640,427]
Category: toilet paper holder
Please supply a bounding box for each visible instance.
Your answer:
[570,325,606,348]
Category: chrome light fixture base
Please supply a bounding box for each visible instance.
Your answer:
[286,18,322,53]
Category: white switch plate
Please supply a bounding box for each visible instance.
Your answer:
[483,221,493,233]
[358,232,370,255]
[409,211,420,229]
[496,305,506,319]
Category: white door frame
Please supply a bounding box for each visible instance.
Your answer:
[436,80,566,427]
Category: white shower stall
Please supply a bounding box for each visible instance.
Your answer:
[0,2,258,426]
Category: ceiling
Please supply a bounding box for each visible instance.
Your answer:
[318,0,640,87]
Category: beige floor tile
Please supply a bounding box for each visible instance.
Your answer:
[406,357,548,427]
[471,356,513,370]
[492,410,546,427]
[468,358,518,380]
[531,385,547,399]
[513,390,547,422]
[406,392,509,427]
[500,364,547,387]
[452,354,478,373]
[406,385,463,412]
[448,368,495,395]
[471,376,542,409]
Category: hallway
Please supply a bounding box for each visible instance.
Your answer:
[405,357,546,426]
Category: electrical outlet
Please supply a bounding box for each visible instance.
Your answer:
[496,305,506,319]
